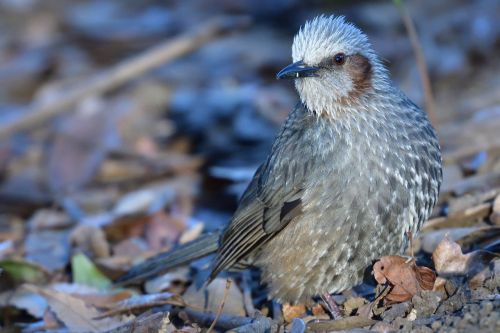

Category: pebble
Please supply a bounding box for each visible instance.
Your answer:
[412,291,442,317]
[381,301,411,322]
[431,320,441,330]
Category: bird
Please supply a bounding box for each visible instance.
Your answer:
[118,15,442,309]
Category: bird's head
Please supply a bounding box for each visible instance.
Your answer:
[277,15,389,115]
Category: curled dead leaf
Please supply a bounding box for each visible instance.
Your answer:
[432,236,499,289]
[23,285,131,333]
[373,256,436,304]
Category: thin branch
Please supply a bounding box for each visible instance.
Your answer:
[207,279,232,333]
[172,308,253,330]
[0,16,250,140]
[396,1,438,127]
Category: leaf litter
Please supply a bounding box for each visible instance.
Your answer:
[0,1,499,332]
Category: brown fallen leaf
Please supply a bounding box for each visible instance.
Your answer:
[145,211,186,251]
[29,209,73,230]
[432,236,499,289]
[95,255,135,280]
[373,256,436,304]
[491,194,500,225]
[71,290,133,308]
[282,303,306,322]
[70,225,111,259]
[24,285,132,333]
[144,266,190,294]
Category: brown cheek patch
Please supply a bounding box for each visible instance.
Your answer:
[344,54,373,101]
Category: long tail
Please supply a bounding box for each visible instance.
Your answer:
[116,231,221,285]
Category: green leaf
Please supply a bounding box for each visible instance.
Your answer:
[393,0,404,7]
[71,253,111,290]
[0,259,50,284]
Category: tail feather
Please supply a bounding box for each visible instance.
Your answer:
[116,231,221,285]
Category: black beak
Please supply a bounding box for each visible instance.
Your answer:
[276,60,319,79]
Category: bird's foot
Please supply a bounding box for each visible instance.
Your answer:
[320,293,343,320]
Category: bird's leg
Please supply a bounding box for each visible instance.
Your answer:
[320,293,342,320]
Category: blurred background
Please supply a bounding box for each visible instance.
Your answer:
[0,0,499,330]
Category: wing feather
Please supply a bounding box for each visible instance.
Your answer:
[209,105,309,280]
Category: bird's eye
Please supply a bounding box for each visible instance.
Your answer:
[333,53,346,65]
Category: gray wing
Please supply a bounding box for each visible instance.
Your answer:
[209,105,308,280]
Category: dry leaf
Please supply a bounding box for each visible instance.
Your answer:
[70,225,111,259]
[144,266,190,294]
[95,256,135,280]
[415,266,437,291]
[71,290,133,308]
[0,288,48,318]
[282,303,306,322]
[29,209,73,230]
[432,236,498,288]
[24,285,131,333]
[373,256,436,304]
[145,211,185,251]
[24,230,71,272]
[112,238,149,257]
[490,194,500,225]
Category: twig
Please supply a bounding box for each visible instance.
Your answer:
[207,278,232,333]
[103,312,169,333]
[407,230,414,258]
[172,307,253,330]
[320,293,342,320]
[169,305,276,332]
[395,0,438,127]
[0,16,250,140]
